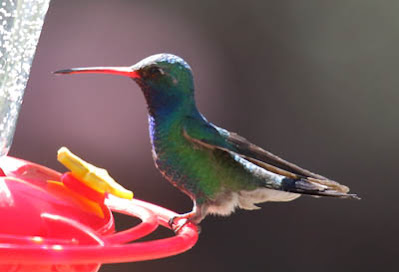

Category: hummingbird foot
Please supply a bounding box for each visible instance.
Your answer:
[168,211,201,234]
[168,203,205,234]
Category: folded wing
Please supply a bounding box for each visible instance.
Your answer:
[183,119,359,199]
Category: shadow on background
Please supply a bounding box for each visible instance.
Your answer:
[10,0,398,271]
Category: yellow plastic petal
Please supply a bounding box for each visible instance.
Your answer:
[57,147,133,199]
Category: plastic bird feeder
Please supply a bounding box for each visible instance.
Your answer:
[0,152,199,272]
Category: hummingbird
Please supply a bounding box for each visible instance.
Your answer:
[55,53,358,229]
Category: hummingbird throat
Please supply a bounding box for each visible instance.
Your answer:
[139,84,197,119]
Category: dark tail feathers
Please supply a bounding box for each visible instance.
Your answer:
[281,177,360,200]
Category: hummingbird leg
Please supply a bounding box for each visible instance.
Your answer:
[168,202,206,233]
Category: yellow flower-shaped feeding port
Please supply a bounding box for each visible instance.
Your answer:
[57,147,133,200]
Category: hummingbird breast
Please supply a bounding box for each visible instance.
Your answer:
[148,114,214,200]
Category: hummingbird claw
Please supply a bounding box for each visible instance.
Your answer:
[168,214,201,234]
[169,217,186,233]
[168,216,189,233]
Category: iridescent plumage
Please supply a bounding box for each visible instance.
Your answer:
[55,53,358,226]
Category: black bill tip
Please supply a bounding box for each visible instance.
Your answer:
[53,69,75,75]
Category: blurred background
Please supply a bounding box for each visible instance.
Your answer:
[9,0,398,271]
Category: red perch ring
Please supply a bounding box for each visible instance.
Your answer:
[0,156,198,272]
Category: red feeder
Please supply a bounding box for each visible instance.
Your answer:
[0,156,199,272]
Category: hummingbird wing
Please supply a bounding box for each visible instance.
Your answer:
[183,119,358,199]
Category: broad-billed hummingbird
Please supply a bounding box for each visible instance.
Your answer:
[55,54,358,228]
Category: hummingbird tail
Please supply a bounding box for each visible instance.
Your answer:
[280,177,360,199]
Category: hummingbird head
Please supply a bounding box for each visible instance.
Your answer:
[132,54,193,92]
[55,53,196,115]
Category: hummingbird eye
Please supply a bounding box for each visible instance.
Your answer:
[148,66,164,77]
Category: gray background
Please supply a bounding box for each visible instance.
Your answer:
[10,0,398,271]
